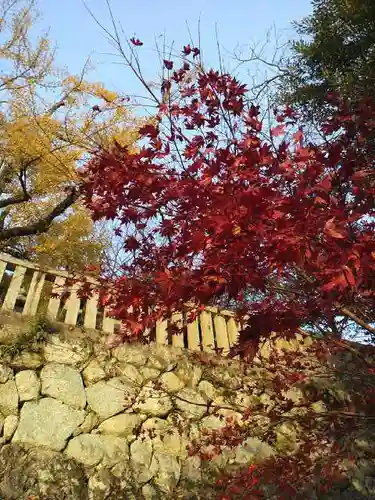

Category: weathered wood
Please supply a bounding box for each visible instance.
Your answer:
[0,260,7,284]
[204,304,235,316]
[213,313,230,354]
[200,310,215,352]
[187,317,200,351]
[0,251,69,278]
[102,308,115,334]
[0,252,97,282]
[47,276,66,320]
[64,283,81,326]
[23,271,46,316]
[227,317,239,346]
[155,318,168,345]
[2,265,26,311]
[0,252,240,356]
[171,311,184,348]
[84,293,99,330]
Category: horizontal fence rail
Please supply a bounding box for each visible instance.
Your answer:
[0,252,239,354]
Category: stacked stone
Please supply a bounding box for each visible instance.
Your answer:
[0,335,274,499]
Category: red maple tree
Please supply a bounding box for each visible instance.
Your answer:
[78,39,375,498]
[81,43,375,350]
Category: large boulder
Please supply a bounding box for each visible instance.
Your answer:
[86,379,136,419]
[0,364,13,383]
[65,434,129,468]
[98,413,144,439]
[43,335,92,368]
[15,370,40,401]
[41,363,86,409]
[0,443,87,500]
[0,380,18,416]
[13,397,85,451]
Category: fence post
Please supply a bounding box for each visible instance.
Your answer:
[23,271,46,316]
[84,292,99,330]
[64,283,81,326]
[171,312,184,348]
[0,260,7,284]
[200,310,215,352]
[187,316,200,351]
[47,276,66,320]
[2,265,26,311]
[227,317,239,347]
[102,308,115,334]
[213,313,230,354]
[155,318,168,345]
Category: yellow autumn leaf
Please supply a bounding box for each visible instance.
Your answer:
[0,0,147,272]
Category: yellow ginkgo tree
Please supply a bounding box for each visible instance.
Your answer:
[0,0,141,272]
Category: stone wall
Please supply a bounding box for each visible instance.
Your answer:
[0,317,374,499]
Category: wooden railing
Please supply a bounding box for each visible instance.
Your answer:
[0,252,239,353]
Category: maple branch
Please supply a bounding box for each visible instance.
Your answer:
[83,0,160,105]
[293,267,375,336]
[335,304,375,336]
[330,338,374,368]
[265,410,375,428]
[0,187,80,241]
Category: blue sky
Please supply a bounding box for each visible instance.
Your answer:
[34,1,374,343]
[38,0,313,100]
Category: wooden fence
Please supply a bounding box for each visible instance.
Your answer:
[0,252,239,353]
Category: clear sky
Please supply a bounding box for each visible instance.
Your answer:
[34,1,374,344]
[37,0,313,99]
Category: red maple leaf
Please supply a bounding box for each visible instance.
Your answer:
[163,60,173,70]
[324,218,347,239]
[293,129,303,145]
[320,273,348,292]
[138,124,159,138]
[130,37,143,46]
[271,124,285,137]
[81,40,375,355]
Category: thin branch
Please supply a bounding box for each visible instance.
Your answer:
[0,165,32,208]
[46,58,91,116]
[330,337,373,368]
[18,166,29,197]
[336,304,375,336]
[82,0,160,104]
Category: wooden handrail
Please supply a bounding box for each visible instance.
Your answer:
[0,252,97,283]
[0,252,240,353]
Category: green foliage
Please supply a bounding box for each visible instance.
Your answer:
[26,313,56,340]
[0,313,55,359]
[280,0,375,123]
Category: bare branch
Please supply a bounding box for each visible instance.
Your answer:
[336,304,375,336]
